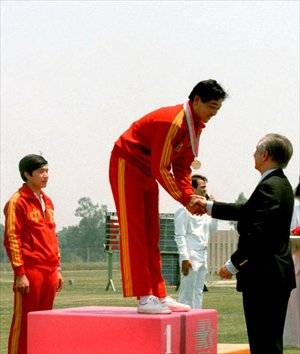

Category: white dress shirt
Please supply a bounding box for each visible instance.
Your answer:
[174,207,218,270]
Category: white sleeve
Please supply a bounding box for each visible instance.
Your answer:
[225,259,239,274]
[206,200,214,215]
[209,217,218,235]
[174,207,189,260]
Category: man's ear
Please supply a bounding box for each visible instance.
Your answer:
[24,171,30,180]
[192,95,203,112]
[262,151,269,161]
[193,95,202,104]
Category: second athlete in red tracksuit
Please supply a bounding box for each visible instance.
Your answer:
[4,184,61,354]
[109,103,205,298]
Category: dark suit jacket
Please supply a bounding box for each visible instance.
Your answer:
[212,169,296,292]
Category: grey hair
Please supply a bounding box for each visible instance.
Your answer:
[256,133,293,168]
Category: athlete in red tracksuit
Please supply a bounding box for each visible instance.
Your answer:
[109,79,227,314]
[4,154,63,354]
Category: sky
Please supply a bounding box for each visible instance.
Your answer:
[1,0,299,231]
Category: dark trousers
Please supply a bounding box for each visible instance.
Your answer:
[242,288,290,354]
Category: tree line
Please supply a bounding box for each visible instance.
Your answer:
[0,193,247,265]
[0,197,109,264]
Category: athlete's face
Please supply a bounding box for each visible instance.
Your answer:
[192,96,223,123]
[25,165,49,192]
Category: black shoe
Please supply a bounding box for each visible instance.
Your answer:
[203,284,208,292]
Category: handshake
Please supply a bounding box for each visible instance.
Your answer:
[186,195,208,215]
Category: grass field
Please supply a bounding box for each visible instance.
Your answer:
[0,265,299,354]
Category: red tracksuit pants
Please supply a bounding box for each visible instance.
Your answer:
[8,267,58,354]
[109,150,167,299]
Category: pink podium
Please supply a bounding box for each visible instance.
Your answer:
[27,306,217,353]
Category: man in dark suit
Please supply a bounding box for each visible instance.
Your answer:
[198,133,296,354]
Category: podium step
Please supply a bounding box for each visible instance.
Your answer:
[217,343,250,354]
[28,306,218,353]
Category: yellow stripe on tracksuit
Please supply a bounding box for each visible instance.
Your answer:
[117,158,133,296]
[160,110,185,199]
[7,192,23,268]
[6,193,23,353]
[10,292,22,354]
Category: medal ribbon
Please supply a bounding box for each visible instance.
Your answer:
[184,101,200,157]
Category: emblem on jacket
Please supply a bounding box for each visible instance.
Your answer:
[29,208,42,223]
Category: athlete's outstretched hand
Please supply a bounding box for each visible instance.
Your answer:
[186,195,207,215]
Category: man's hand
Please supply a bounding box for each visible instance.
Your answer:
[181,260,192,276]
[56,270,64,292]
[219,264,233,279]
[186,195,207,215]
[16,274,30,295]
[197,195,208,207]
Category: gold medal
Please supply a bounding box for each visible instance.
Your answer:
[191,159,201,170]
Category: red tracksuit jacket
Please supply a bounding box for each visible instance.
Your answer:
[113,103,205,207]
[4,183,60,275]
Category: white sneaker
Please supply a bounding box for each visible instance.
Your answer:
[137,295,172,314]
[159,296,191,312]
